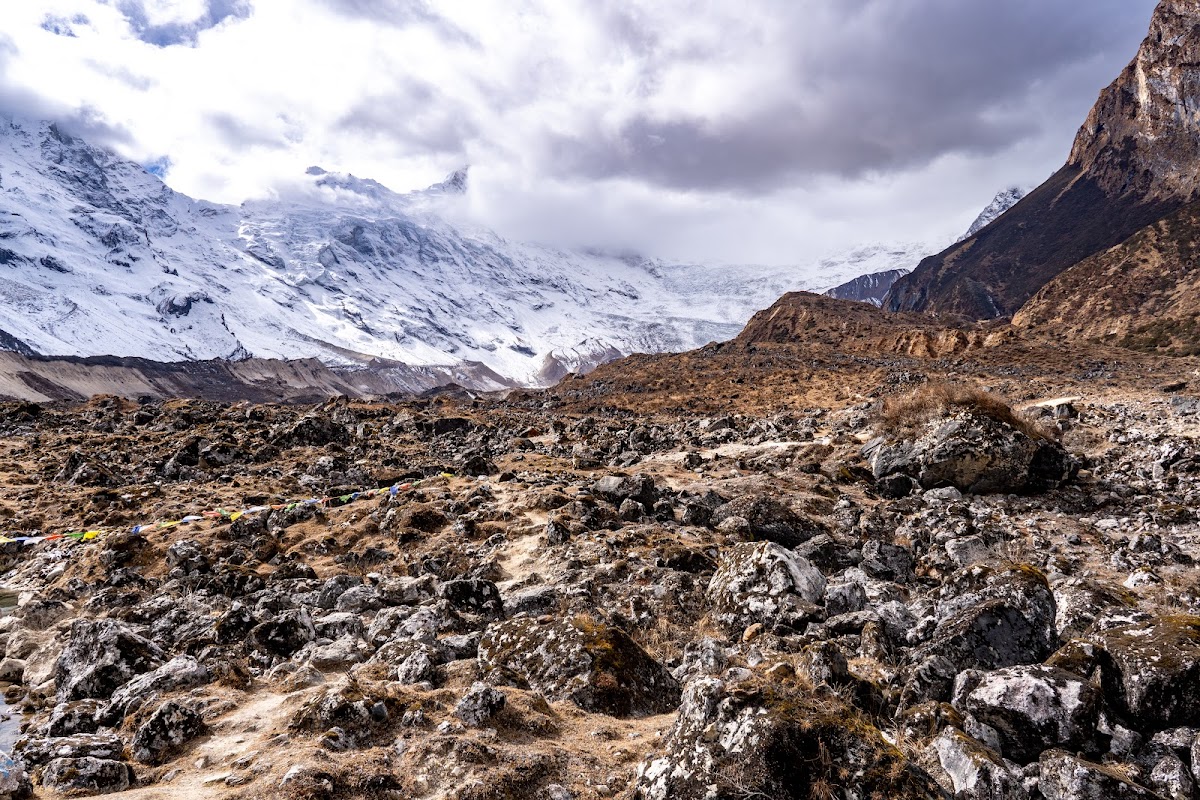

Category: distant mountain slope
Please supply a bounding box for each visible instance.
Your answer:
[0,118,866,387]
[1013,199,1200,354]
[823,268,911,306]
[961,187,1026,240]
[885,1,1200,319]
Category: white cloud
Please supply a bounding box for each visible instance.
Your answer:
[0,0,1159,264]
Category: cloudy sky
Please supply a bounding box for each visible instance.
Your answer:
[0,0,1159,265]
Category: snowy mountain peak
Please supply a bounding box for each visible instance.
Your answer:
[0,117,858,386]
[962,187,1027,239]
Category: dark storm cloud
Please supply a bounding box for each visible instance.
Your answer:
[312,0,476,45]
[335,80,478,157]
[206,112,292,149]
[545,0,1157,192]
[109,0,252,47]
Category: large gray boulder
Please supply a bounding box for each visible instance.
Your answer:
[1038,750,1162,799]
[101,655,211,724]
[707,541,826,634]
[633,675,946,800]
[865,409,1074,494]
[922,565,1057,672]
[958,665,1103,763]
[478,616,679,717]
[931,727,1028,800]
[710,495,826,547]
[1089,616,1200,730]
[41,757,133,796]
[131,701,205,765]
[55,619,165,701]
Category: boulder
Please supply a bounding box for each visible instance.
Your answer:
[1038,750,1162,799]
[101,655,211,724]
[915,565,1057,687]
[16,733,125,766]
[55,619,165,701]
[478,616,679,717]
[865,410,1074,494]
[455,682,506,727]
[248,609,316,658]
[45,700,104,737]
[131,701,205,765]
[1090,616,1200,730]
[710,495,825,547]
[632,675,945,800]
[959,665,1103,763]
[0,753,30,799]
[439,579,504,620]
[931,727,1029,800]
[707,541,826,634]
[41,757,133,796]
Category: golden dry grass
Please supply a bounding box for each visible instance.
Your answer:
[877,383,1047,439]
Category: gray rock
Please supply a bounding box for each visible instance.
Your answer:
[1090,617,1200,730]
[55,619,165,701]
[41,757,133,795]
[865,410,1074,494]
[440,579,504,619]
[478,616,679,717]
[102,655,211,724]
[1038,750,1161,799]
[16,733,125,765]
[131,701,205,765]
[455,682,506,727]
[707,541,826,634]
[710,495,825,547]
[932,727,1028,800]
[1149,753,1193,800]
[632,676,944,800]
[960,665,1102,764]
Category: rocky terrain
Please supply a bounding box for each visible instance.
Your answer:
[0,311,1196,799]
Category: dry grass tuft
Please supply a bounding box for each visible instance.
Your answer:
[877,383,1047,440]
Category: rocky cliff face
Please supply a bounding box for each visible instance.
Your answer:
[886,0,1200,320]
[1069,0,1200,201]
[823,268,911,306]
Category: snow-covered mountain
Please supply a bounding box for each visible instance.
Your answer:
[962,187,1027,240]
[0,118,904,386]
[823,268,912,306]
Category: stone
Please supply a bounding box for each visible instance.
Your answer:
[455,682,506,727]
[439,579,504,619]
[916,565,1058,683]
[0,752,29,798]
[959,665,1103,764]
[478,616,679,717]
[1149,753,1194,800]
[41,757,134,796]
[1090,616,1200,730]
[46,700,104,737]
[632,675,945,800]
[131,701,205,765]
[1038,750,1161,799]
[710,495,825,548]
[249,609,316,658]
[16,733,126,766]
[931,727,1029,800]
[707,541,826,634]
[865,410,1074,494]
[102,655,211,724]
[55,619,165,701]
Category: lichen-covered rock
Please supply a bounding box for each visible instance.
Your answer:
[40,756,133,796]
[130,701,205,765]
[633,675,945,800]
[1038,750,1161,799]
[455,682,506,727]
[248,609,316,658]
[45,700,104,737]
[288,676,405,748]
[439,579,504,620]
[1089,616,1200,730]
[101,655,211,724]
[16,733,125,766]
[865,410,1074,494]
[931,727,1029,800]
[478,616,679,717]
[55,619,165,701]
[0,752,30,799]
[707,541,826,634]
[959,665,1103,763]
[710,495,825,547]
[1053,579,1137,640]
[915,565,1057,686]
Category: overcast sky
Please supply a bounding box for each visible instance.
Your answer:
[0,0,1160,265]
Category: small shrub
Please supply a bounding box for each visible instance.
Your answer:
[876,383,1046,440]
